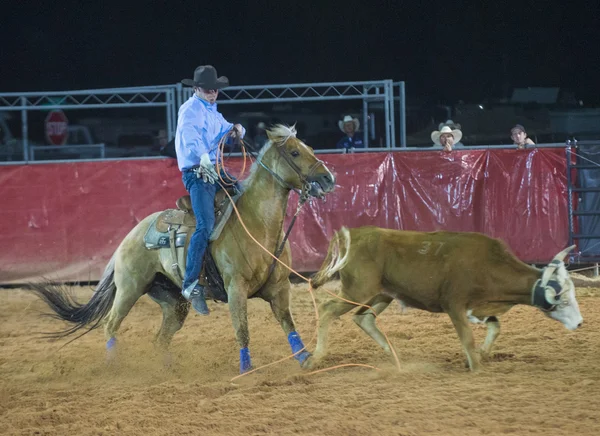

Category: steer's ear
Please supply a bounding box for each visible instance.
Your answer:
[541,264,557,287]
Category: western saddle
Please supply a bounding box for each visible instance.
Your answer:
[154,187,239,283]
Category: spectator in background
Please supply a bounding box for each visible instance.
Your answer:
[336,115,364,151]
[511,124,535,149]
[159,138,177,159]
[438,120,465,147]
[254,122,268,148]
[157,129,177,158]
[431,125,463,152]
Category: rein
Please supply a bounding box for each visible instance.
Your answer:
[237,132,326,199]
[264,183,311,282]
[218,131,323,287]
[256,157,301,194]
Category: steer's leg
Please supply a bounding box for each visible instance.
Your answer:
[302,296,356,370]
[480,316,500,359]
[447,307,481,371]
[303,270,380,370]
[352,294,395,355]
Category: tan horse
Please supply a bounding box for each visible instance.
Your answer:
[29,125,336,373]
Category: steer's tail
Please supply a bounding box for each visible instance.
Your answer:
[311,226,351,289]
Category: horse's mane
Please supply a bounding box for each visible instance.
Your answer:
[211,124,299,241]
[242,124,297,190]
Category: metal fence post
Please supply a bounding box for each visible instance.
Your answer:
[21,96,29,162]
[386,80,395,148]
[566,140,575,249]
[166,88,174,141]
[362,86,369,148]
[399,81,406,148]
[383,84,390,148]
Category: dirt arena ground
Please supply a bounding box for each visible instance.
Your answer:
[1,279,599,436]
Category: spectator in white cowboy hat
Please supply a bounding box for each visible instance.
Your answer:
[510,124,535,150]
[336,115,365,151]
[438,120,465,148]
[175,64,246,315]
[431,125,463,152]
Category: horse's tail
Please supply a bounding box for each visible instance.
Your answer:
[28,253,117,339]
[311,227,351,289]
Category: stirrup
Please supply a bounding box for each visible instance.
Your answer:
[182,279,200,300]
[182,280,210,315]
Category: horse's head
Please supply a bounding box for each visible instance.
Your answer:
[263,124,336,198]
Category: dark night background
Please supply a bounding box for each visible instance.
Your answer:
[2,0,599,105]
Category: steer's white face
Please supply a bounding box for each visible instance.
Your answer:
[545,265,583,330]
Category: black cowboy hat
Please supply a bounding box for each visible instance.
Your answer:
[181,65,229,89]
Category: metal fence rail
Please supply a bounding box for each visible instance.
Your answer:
[175,80,400,149]
[1,80,405,162]
[29,143,106,161]
[0,86,176,161]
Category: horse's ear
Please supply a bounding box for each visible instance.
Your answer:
[266,124,297,145]
[266,129,278,142]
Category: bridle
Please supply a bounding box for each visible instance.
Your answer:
[222,131,330,283]
[531,260,570,312]
[532,278,565,312]
[252,136,327,202]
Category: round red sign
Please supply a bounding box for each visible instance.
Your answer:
[45,110,69,145]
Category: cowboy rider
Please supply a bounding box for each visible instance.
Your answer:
[175,65,246,315]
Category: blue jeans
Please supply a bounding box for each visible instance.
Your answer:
[181,169,238,291]
[181,170,219,291]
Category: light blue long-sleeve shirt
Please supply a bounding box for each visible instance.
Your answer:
[175,95,246,171]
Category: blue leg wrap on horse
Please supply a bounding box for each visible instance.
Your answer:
[106,337,116,350]
[240,347,252,373]
[288,331,311,364]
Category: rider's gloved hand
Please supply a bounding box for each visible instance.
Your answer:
[232,124,243,138]
[196,153,219,184]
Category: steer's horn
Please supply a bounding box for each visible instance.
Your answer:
[553,245,576,263]
[541,245,576,286]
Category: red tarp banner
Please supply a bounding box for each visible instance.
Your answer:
[0,148,570,284]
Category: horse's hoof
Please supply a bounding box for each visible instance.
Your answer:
[106,349,118,367]
[295,351,311,366]
[301,355,319,370]
[240,365,254,375]
[466,357,483,372]
[105,338,118,366]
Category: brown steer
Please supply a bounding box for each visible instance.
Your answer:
[305,226,583,371]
